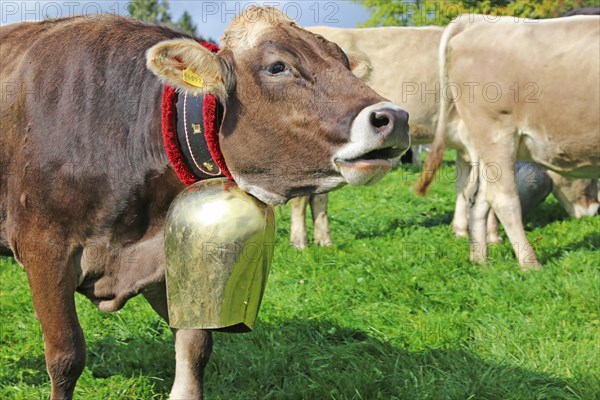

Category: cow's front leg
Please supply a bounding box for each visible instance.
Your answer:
[170,329,213,400]
[310,194,332,247]
[290,196,309,249]
[143,286,213,399]
[16,239,85,400]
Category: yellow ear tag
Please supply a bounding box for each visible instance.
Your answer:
[182,69,204,88]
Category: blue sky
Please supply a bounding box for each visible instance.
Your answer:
[0,1,372,40]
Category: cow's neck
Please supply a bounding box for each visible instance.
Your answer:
[161,41,232,185]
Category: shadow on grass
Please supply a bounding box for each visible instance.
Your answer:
[417,211,454,228]
[525,201,569,229]
[2,353,48,387]
[539,231,600,264]
[334,212,454,244]
[85,335,176,393]
[16,319,588,399]
[204,319,595,399]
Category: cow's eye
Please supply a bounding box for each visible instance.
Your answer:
[267,62,289,75]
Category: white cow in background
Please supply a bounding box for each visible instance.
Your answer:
[291,25,598,250]
[418,15,600,269]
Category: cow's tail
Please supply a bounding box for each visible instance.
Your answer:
[416,19,464,196]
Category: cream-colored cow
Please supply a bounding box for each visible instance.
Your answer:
[418,15,600,269]
[291,25,598,250]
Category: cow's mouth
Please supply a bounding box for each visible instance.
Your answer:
[352,146,405,161]
[334,146,405,186]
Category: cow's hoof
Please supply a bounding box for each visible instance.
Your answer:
[453,229,468,238]
[519,262,543,272]
[290,240,308,250]
[314,239,333,247]
[470,242,488,264]
[469,255,488,265]
[469,248,488,264]
[487,235,502,244]
[452,225,469,238]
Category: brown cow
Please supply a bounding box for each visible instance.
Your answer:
[290,25,443,249]
[0,7,409,399]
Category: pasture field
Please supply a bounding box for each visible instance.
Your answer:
[1,162,598,400]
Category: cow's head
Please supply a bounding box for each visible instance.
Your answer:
[147,6,409,204]
[548,172,599,218]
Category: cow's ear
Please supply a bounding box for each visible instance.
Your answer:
[146,39,231,100]
[347,51,372,82]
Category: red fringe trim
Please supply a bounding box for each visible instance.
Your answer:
[162,85,198,186]
[202,94,233,181]
[161,41,232,185]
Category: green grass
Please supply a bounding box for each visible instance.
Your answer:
[1,163,598,399]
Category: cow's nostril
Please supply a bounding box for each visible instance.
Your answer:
[370,111,390,129]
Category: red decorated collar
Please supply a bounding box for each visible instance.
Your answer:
[161,41,232,185]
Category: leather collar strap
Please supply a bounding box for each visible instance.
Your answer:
[161,41,233,185]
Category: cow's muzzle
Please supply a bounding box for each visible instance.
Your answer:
[333,102,410,186]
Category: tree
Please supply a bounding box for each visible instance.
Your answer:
[128,0,172,25]
[176,11,197,36]
[128,0,199,36]
[355,0,600,26]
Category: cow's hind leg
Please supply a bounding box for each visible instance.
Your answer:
[16,238,85,400]
[475,154,541,269]
[462,118,541,269]
[486,177,541,270]
[310,194,332,246]
[452,151,471,238]
[290,196,309,249]
[468,170,491,264]
[486,211,502,244]
[456,151,500,244]
[143,287,213,399]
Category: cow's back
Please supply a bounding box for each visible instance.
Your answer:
[307,26,444,144]
[445,15,600,176]
[0,16,190,307]
[1,20,55,83]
